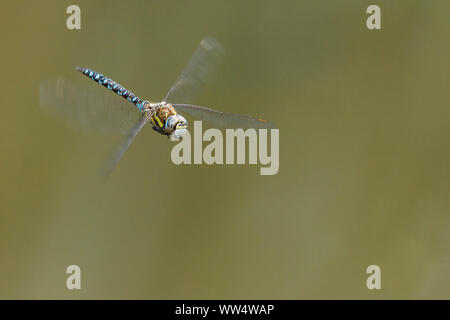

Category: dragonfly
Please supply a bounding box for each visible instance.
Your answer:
[39,37,275,178]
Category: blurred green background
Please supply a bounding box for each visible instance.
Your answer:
[1,0,449,299]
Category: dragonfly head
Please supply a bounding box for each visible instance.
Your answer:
[166,114,188,139]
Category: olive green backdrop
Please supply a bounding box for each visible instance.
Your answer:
[0,0,449,298]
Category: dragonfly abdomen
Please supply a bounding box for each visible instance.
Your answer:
[76,67,146,111]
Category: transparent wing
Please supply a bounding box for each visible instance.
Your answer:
[164,36,225,103]
[172,104,277,129]
[39,77,143,135]
[99,115,150,180]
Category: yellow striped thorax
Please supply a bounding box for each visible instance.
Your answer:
[150,103,188,137]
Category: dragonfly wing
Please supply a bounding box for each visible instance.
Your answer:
[171,104,276,129]
[164,37,225,103]
[99,115,150,180]
[39,77,142,135]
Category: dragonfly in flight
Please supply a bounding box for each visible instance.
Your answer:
[40,37,275,178]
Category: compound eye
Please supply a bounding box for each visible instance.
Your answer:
[165,115,178,130]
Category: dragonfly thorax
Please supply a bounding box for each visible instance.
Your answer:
[148,102,188,138]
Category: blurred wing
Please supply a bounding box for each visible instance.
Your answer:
[172,104,277,129]
[39,77,142,135]
[99,115,150,180]
[164,37,225,103]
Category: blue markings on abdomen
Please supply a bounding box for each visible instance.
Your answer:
[76,67,146,111]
